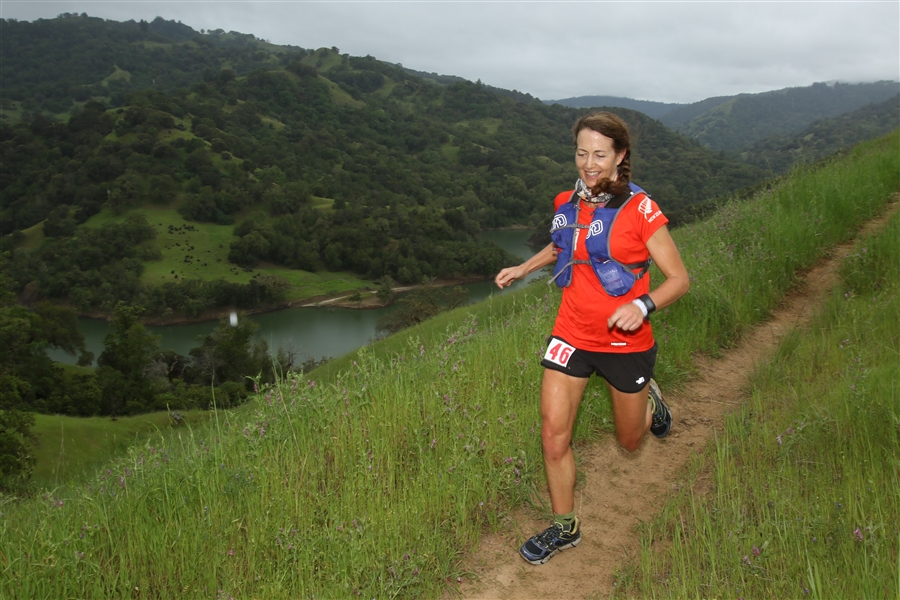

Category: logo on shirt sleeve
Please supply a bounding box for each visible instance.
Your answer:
[639,197,662,223]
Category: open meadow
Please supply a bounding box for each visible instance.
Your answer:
[83,206,371,303]
[1,132,897,599]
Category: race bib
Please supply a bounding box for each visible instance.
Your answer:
[543,338,576,367]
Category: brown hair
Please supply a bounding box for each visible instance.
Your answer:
[571,111,631,195]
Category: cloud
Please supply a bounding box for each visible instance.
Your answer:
[2,0,897,103]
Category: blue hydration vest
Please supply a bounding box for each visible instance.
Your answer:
[548,182,652,296]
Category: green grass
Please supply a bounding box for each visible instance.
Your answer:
[17,220,46,250]
[308,195,335,210]
[440,142,460,162]
[102,65,131,85]
[81,205,373,300]
[457,117,503,134]
[318,75,367,108]
[616,210,900,599]
[1,131,897,599]
[84,207,249,285]
[30,410,210,488]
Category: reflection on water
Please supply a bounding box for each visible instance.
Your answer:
[49,229,545,365]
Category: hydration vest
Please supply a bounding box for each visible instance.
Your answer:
[548,182,652,296]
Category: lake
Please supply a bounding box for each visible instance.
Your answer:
[49,229,544,365]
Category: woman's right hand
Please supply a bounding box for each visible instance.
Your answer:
[495,265,527,289]
[494,243,558,290]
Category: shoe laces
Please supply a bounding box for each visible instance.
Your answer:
[535,523,565,547]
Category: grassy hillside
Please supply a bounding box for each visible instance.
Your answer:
[618,209,900,599]
[1,131,896,598]
[81,207,367,302]
[30,410,210,487]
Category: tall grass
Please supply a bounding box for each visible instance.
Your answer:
[1,132,897,599]
[30,411,210,487]
[616,209,900,598]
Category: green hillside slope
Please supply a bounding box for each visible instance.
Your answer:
[1,130,896,599]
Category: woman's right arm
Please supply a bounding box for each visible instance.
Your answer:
[494,243,557,289]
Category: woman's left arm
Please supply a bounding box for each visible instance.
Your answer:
[607,226,690,331]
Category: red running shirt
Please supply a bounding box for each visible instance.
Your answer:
[550,190,669,353]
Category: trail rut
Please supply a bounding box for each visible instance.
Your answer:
[452,202,898,600]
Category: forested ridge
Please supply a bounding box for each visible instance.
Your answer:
[553,82,899,153]
[1,14,766,321]
[658,81,900,152]
[737,94,900,175]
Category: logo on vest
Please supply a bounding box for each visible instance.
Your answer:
[587,219,604,239]
[551,214,568,231]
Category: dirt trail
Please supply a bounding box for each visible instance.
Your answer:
[453,202,898,600]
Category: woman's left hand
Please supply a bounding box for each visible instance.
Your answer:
[607,301,645,332]
[607,225,690,332]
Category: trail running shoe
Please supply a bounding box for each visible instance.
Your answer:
[648,378,672,438]
[519,518,582,565]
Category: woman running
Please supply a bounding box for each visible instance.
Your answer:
[494,111,690,565]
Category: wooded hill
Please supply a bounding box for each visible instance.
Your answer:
[737,94,900,176]
[0,14,768,320]
[548,95,682,119]
[660,81,899,152]
[554,81,899,152]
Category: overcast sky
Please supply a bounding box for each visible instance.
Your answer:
[2,1,898,104]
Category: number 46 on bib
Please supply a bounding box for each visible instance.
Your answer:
[543,338,575,368]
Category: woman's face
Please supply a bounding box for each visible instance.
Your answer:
[575,128,625,188]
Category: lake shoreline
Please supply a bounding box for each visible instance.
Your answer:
[75,275,495,327]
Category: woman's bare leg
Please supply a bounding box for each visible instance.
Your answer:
[540,368,590,514]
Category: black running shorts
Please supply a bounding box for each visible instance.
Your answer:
[540,336,658,394]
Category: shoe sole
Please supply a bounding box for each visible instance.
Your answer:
[651,416,671,438]
[648,379,672,438]
[519,536,582,565]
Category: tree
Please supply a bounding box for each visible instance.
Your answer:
[376,284,469,335]
[0,271,93,416]
[0,375,37,491]
[187,316,269,388]
[96,303,162,415]
[375,276,395,305]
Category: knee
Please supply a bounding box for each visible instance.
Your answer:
[616,431,645,453]
[541,426,571,461]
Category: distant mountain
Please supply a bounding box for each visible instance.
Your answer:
[658,81,900,152]
[546,95,682,119]
[655,96,738,128]
[738,94,900,176]
[547,83,900,155]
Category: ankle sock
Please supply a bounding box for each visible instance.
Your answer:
[554,511,576,532]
